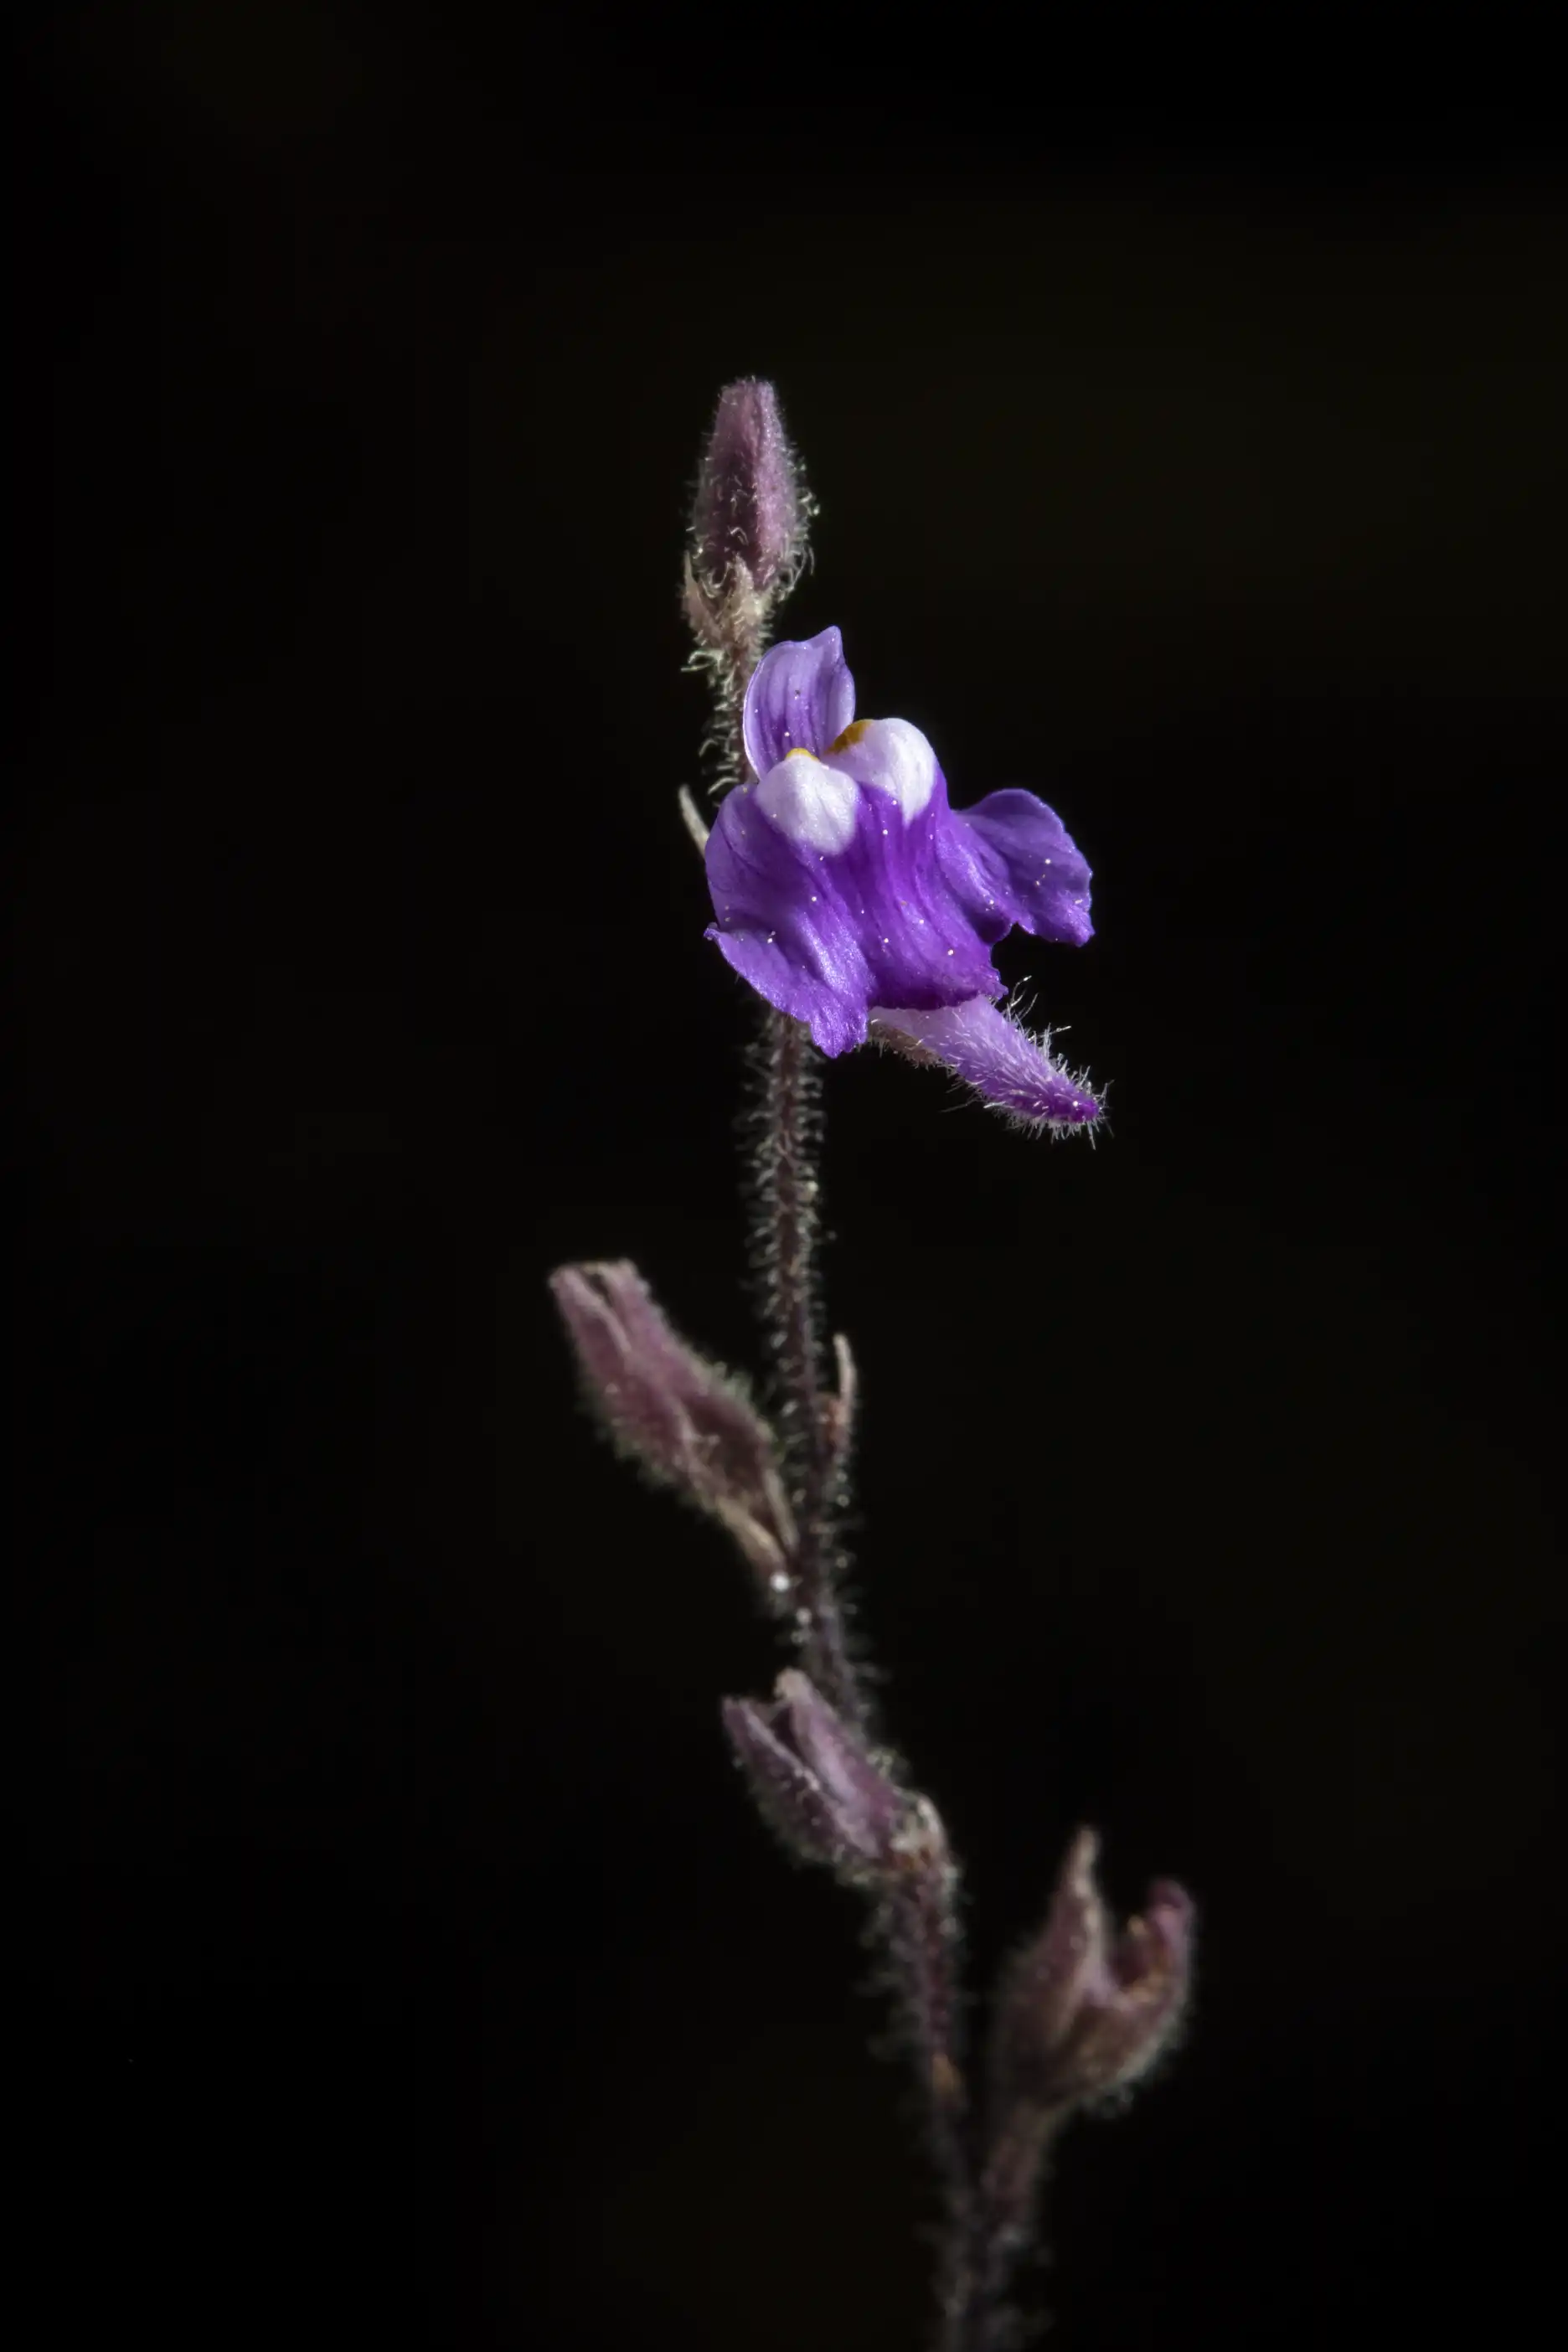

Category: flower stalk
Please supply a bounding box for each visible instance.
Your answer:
[689,383,973,2266]
[548,379,1194,2351]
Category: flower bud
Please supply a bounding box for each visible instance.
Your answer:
[722,1669,910,1883]
[549,1260,796,1597]
[989,1827,1194,2123]
[689,378,804,597]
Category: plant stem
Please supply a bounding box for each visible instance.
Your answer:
[754,1005,864,1729]
[942,2113,1059,2352]
[752,1010,984,2346]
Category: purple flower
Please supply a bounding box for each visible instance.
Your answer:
[704,628,1102,1129]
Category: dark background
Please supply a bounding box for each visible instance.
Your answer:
[12,18,1565,2347]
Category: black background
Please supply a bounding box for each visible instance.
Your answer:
[13,19,1565,2349]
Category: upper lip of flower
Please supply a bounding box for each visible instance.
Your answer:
[741,624,859,775]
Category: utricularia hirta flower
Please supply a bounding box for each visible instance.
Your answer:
[704,627,1103,1131]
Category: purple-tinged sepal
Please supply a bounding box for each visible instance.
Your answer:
[722,1669,915,1884]
[704,628,1099,1097]
[991,1827,1194,2127]
[549,1260,797,1602]
[869,998,1103,1134]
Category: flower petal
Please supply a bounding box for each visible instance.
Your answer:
[705,756,1006,1056]
[869,997,1103,1130]
[755,753,859,855]
[937,789,1094,948]
[743,627,855,776]
[823,716,938,818]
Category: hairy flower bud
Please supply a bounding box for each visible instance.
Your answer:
[689,379,804,597]
[549,1260,796,1598]
[722,1669,912,1883]
[991,1828,1194,2124]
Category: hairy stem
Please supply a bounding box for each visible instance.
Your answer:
[753,1005,979,2344]
[888,1864,979,2346]
[753,1007,864,1727]
[943,2112,1059,2352]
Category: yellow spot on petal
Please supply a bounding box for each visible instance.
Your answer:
[829,719,871,752]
